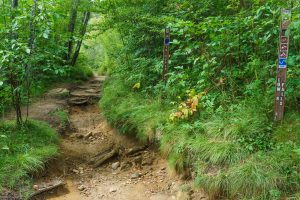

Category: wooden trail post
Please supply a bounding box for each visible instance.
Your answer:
[274,9,291,121]
[163,28,170,82]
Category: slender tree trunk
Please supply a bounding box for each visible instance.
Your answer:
[11,0,17,8]
[71,11,90,66]
[10,0,23,126]
[9,72,22,126]
[66,0,80,63]
[25,0,37,122]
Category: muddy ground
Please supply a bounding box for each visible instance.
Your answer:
[5,76,207,200]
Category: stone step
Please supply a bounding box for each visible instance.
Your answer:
[68,97,89,105]
[70,91,100,98]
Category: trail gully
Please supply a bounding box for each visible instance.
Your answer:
[13,75,206,200]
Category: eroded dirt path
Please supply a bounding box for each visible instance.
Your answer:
[10,75,206,200]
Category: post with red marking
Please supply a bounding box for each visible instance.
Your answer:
[274,9,291,121]
[163,28,170,82]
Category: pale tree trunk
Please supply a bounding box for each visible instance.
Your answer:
[11,0,17,8]
[71,11,90,66]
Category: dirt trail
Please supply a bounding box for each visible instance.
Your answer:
[9,75,207,200]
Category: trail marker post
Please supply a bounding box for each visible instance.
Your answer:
[163,28,170,82]
[274,9,291,121]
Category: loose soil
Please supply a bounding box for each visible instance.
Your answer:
[5,75,207,200]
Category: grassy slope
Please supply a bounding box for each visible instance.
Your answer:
[100,77,300,200]
[100,77,170,141]
[0,120,59,197]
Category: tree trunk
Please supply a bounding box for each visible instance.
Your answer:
[11,0,18,8]
[25,0,37,122]
[10,0,22,126]
[9,73,22,126]
[66,0,80,63]
[71,11,90,66]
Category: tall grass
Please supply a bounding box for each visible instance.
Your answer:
[166,105,300,199]
[0,120,59,194]
[100,77,170,141]
[100,77,300,199]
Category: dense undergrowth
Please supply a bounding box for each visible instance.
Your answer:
[100,77,300,199]
[0,120,59,198]
[97,1,300,199]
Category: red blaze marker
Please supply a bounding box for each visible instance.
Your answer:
[281,37,288,43]
[280,51,287,58]
[281,44,288,51]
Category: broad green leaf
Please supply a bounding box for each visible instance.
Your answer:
[1,145,9,150]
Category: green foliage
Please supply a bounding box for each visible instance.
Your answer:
[69,65,93,81]
[0,120,59,194]
[97,0,300,199]
[0,0,94,121]
[98,0,300,105]
[9,0,300,199]
[80,18,123,75]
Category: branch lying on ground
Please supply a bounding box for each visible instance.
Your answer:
[30,180,65,198]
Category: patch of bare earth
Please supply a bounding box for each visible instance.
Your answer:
[7,76,208,200]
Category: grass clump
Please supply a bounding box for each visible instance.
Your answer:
[0,120,59,196]
[50,108,69,128]
[100,77,170,141]
[196,148,300,199]
[161,100,300,200]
